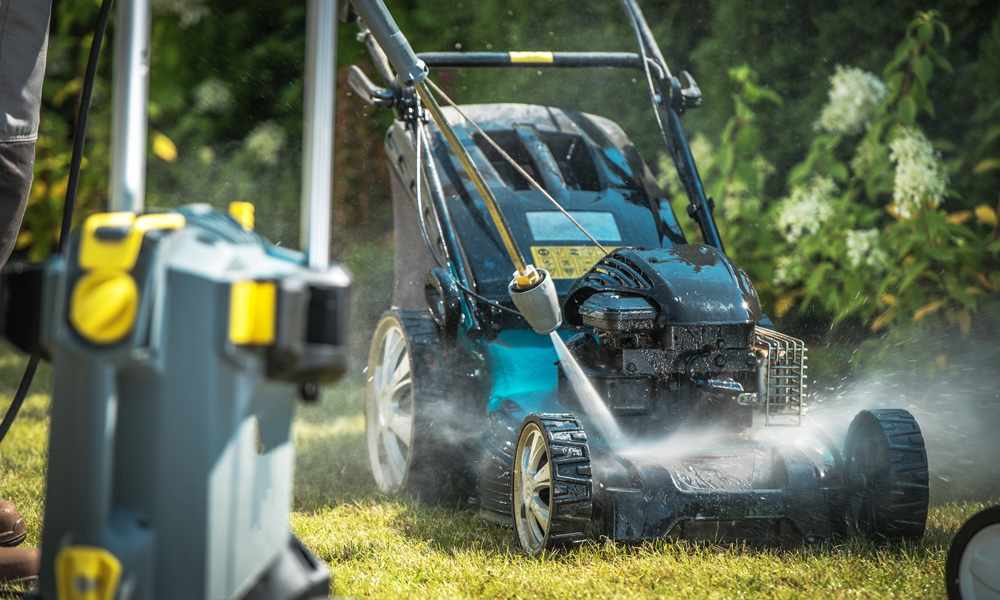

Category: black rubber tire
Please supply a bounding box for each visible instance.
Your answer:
[841,408,929,541]
[365,309,474,503]
[946,505,1000,600]
[512,414,592,555]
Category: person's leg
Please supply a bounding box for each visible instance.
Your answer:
[0,141,34,265]
[0,0,54,582]
[1,0,54,265]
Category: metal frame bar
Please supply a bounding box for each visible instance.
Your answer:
[301,0,337,269]
[109,0,152,213]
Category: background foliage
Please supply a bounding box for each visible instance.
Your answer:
[26,0,1000,367]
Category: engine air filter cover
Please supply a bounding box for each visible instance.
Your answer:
[565,246,762,328]
[578,293,658,332]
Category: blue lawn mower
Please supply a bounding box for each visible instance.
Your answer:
[346,0,930,554]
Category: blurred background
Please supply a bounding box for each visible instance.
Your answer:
[24,2,1000,493]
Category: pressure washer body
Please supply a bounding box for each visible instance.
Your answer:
[351,0,931,554]
[3,205,348,598]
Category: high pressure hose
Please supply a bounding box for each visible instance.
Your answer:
[0,0,114,447]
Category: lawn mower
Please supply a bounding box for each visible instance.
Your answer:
[347,0,930,553]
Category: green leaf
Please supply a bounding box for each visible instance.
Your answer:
[885,41,911,77]
[972,158,1000,174]
[898,96,917,125]
[825,161,850,183]
[717,146,735,177]
[913,56,933,86]
[759,88,783,106]
[885,72,905,100]
[734,161,761,194]
[984,125,1000,145]
[918,22,934,42]
[925,46,955,74]
[788,162,812,188]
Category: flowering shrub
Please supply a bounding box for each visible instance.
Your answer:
[662,11,999,362]
[817,66,887,136]
[889,126,948,218]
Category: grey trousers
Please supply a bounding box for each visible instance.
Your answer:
[0,0,52,266]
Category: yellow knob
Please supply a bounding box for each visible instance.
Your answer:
[229,202,255,231]
[70,270,139,344]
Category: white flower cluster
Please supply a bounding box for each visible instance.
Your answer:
[193,79,233,114]
[152,0,207,27]
[844,228,888,270]
[889,126,948,219]
[776,176,837,243]
[772,254,803,286]
[245,121,286,166]
[817,66,887,136]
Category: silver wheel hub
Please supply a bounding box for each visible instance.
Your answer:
[514,425,552,551]
[959,523,1000,599]
[366,321,414,493]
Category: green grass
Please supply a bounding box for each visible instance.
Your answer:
[0,348,994,599]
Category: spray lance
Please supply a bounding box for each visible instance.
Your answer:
[349,0,563,336]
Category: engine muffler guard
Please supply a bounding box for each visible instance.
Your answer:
[589,438,837,544]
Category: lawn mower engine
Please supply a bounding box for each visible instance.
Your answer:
[561,245,796,434]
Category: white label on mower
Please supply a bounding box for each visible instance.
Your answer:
[525,211,622,243]
[531,245,617,279]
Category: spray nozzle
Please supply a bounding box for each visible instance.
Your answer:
[509,266,562,335]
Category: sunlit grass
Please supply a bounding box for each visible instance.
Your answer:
[0,346,993,598]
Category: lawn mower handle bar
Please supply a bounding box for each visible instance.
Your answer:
[418,51,651,72]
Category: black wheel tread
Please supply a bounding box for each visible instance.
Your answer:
[842,408,930,541]
[516,413,593,552]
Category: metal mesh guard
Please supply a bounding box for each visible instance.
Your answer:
[755,329,807,426]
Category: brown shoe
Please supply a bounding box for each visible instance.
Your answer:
[0,500,26,547]
[0,547,39,582]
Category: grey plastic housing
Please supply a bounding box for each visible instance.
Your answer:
[508,269,563,335]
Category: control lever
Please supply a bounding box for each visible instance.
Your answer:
[680,70,702,109]
[347,65,395,108]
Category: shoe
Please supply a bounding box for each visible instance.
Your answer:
[0,500,26,547]
[0,547,39,582]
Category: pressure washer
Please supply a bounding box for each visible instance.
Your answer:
[347,0,932,554]
[0,0,349,597]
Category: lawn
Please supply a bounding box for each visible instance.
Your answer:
[0,348,993,599]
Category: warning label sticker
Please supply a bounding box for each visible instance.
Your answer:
[530,246,615,279]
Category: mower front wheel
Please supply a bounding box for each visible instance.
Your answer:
[512,414,592,555]
[841,409,929,541]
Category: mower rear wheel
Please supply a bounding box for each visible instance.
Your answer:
[365,309,472,502]
[512,414,592,555]
[841,409,929,541]
[946,505,1000,600]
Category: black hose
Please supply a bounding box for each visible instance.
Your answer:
[0,356,38,446]
[60,0,115,255]
[0,0,114,448]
